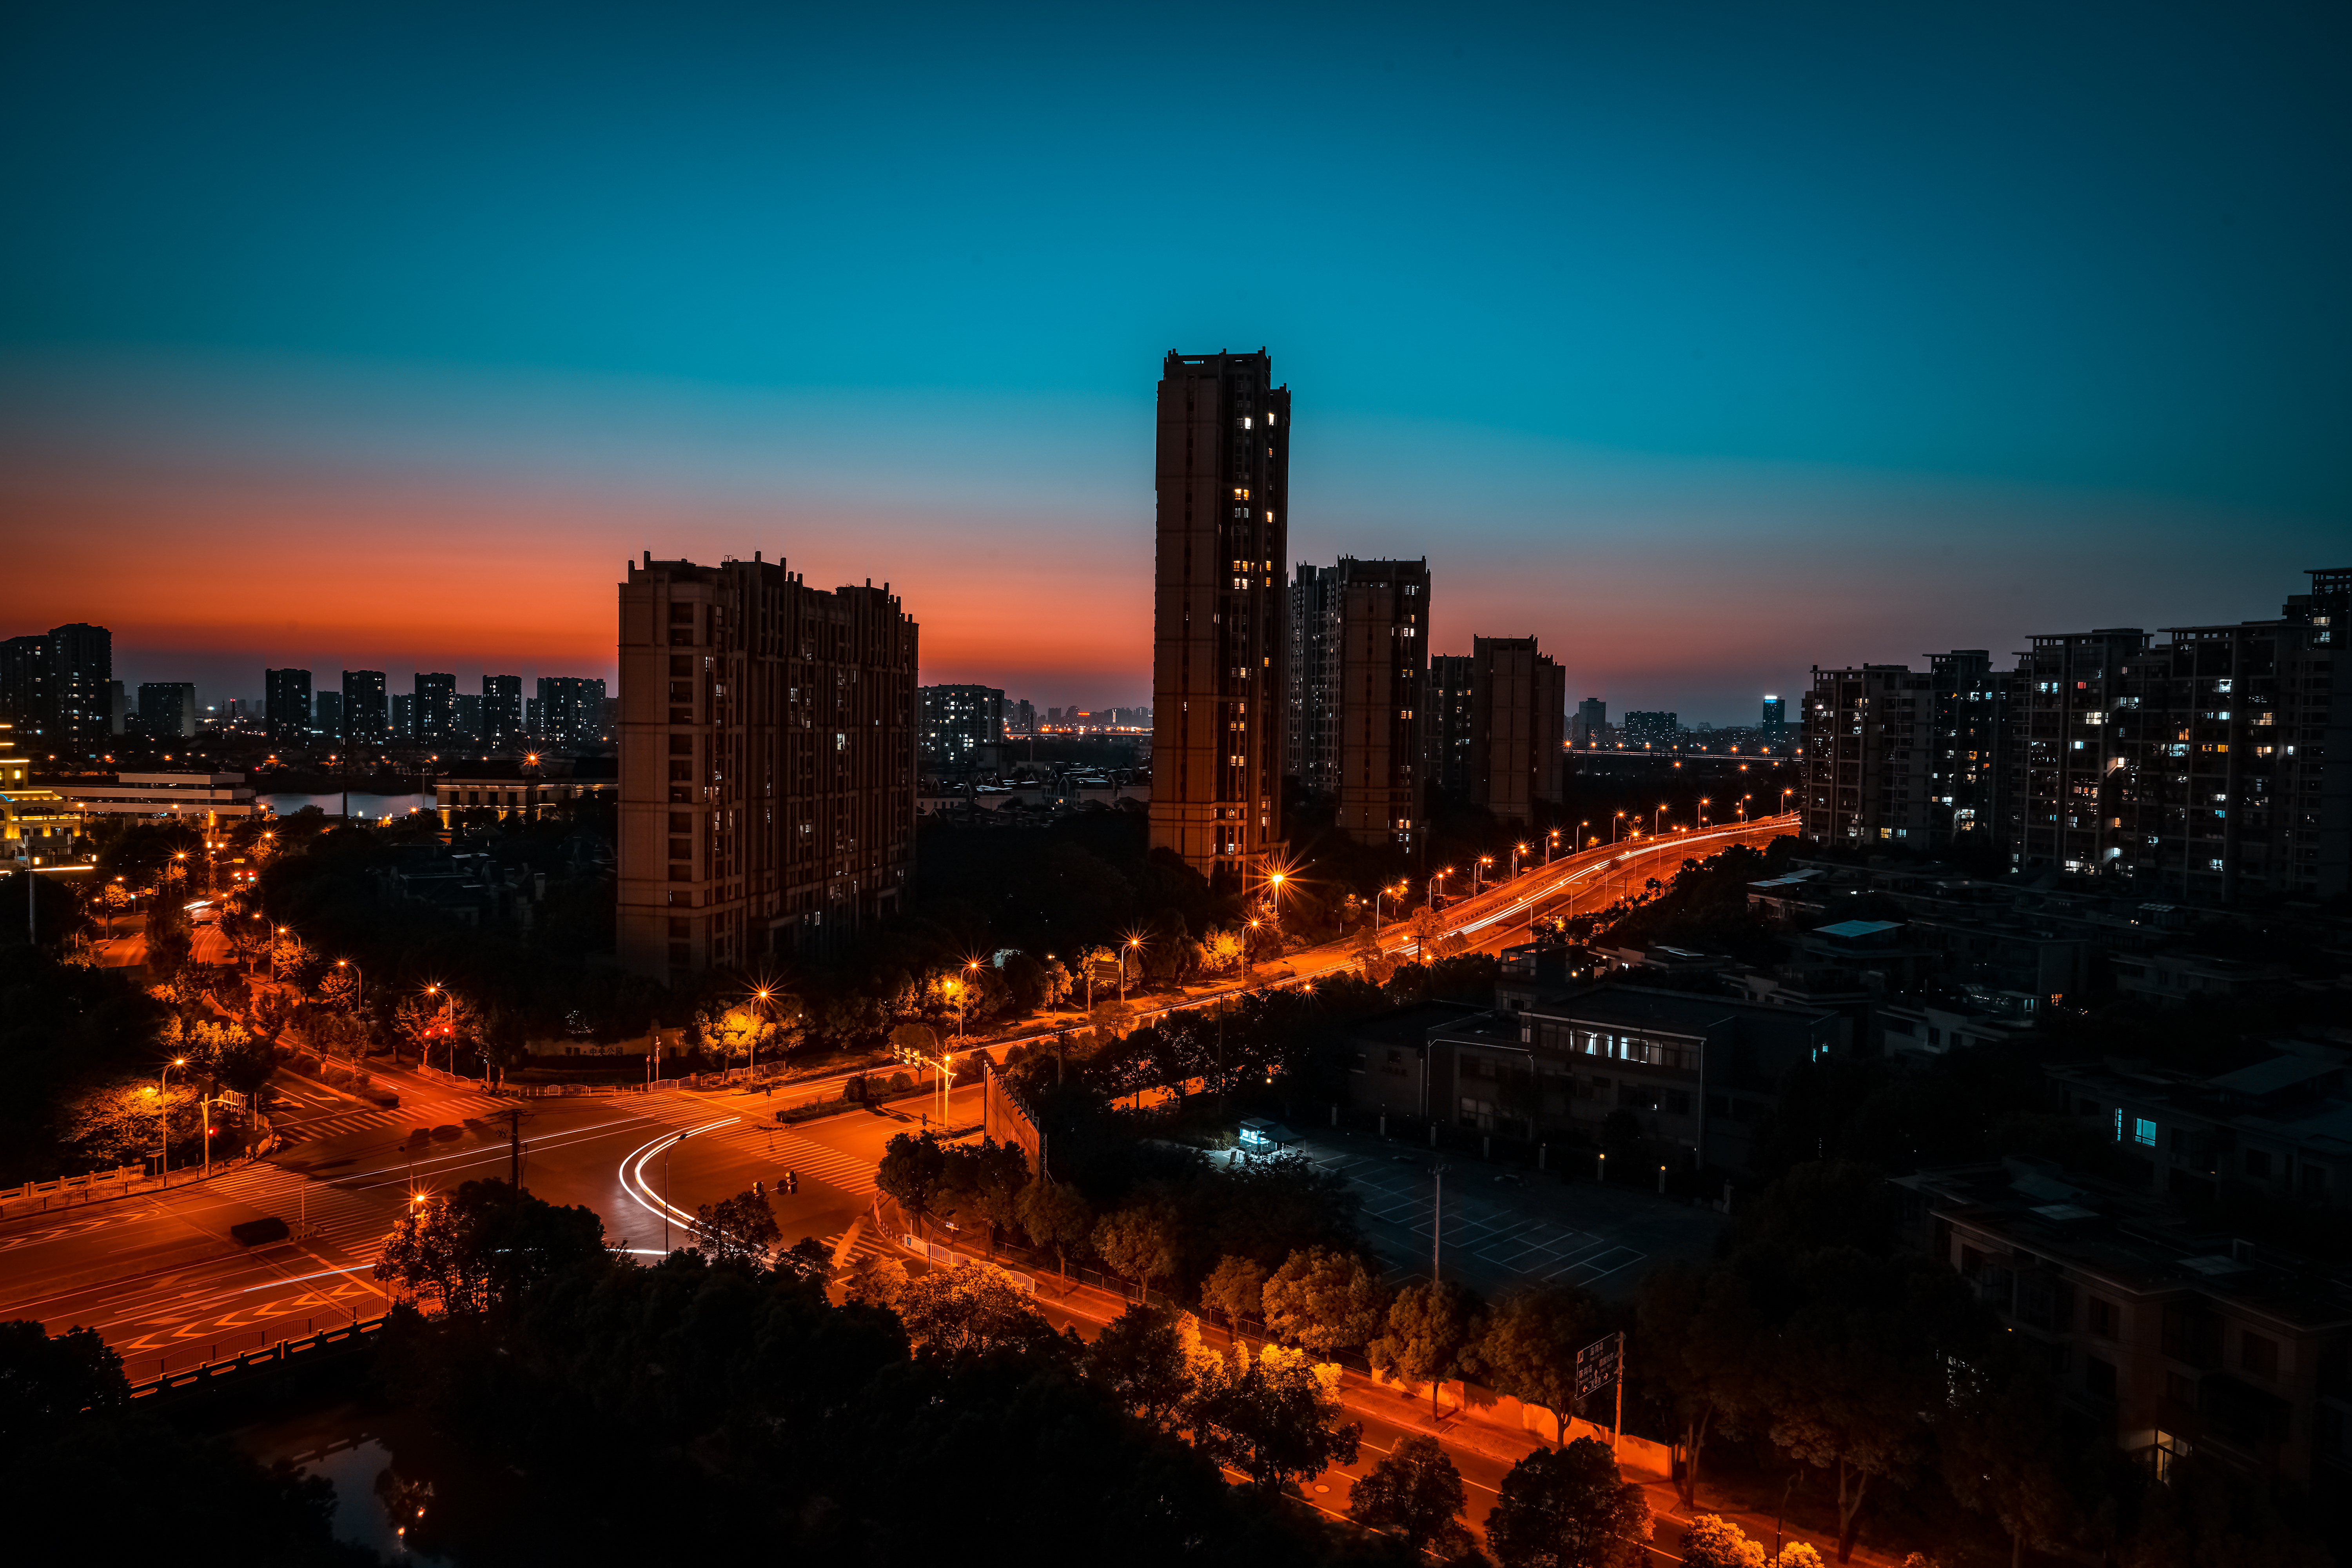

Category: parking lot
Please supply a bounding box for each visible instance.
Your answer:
[1283,1129,1728,1301]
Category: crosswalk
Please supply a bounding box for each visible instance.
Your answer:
[269,1091,518,1146]
[691,1119,880,1196]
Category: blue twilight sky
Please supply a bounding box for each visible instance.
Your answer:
[2,0,2345,720]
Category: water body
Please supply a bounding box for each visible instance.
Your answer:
[303,1437,452,1563]
[258,791,434,822]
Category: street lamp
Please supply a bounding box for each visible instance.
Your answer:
[334,958,363,1009]
[1699,798,1710,828]
[1511,842,1530,880]
[1244,918,1261,987]
[422,984,457,1071]
[1374,880,1405,933]
[1474,854,1494,893]
[1428,866,1453,910]
[1119,936,1142,1004]
[157,1056,187,1183]
[1781,787,1794,816]
[1611,812,1625,846]
[1654,803,1668,837]
[1545,828,1561,865]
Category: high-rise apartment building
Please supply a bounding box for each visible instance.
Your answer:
[48,623,111,756]
[341,670,388,746]
[1287,564,1342,796]
[1570,697,1607,747]
[314,690,342,740]
[1622,710,1680,749]
[2003,629,2147,874]
[1925,652,2012,845]
[1427,655,1476,795]
[1006,698,1036,736]
[536,677,608,746]
[265,668,312,745]
[1468,637,1566,824]
[1287,558,1430,848]
[1802,665,1936,847]
[615,552,918,979]
[2112,570,2350,901]
[0,636,50,744]
[390,693,415,740]
[452,692,482,743]
[414,672,457,745]
[136,682,198,739]
[107,680,126,735]
[1148,350,1290,880]
[483,674,523,751]
[918,685,1004,767]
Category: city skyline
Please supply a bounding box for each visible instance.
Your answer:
[5,5,2344,722]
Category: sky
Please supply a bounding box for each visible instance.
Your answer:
[2,1,2345,723]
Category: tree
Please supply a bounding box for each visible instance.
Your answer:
[1772,1547,1826,1568]
[694,1188,781,1263]
[1466,1284,1601,1423]
[1485,1436,1652,1568]
[1199,1254,1266,1340]
[1639,1261,1764,1506]
[395,990,480,1067]
[1015,1178,1091,1282]
[1093,1205,1178,1303]
[373,1180,607,1314]
[842,1252,907,1309]
[1370,1278,1482,1416]
[1347,1433,1474,1557]
[1680,1515,1768,1568]
[938,1136,1028,1256]
[1938,1357,2079,1568]
[875,1132,950,1229]
[1082,1304,1198,1429]
[142,899,193,976]
[1188,1342,1361,1494]
[893,1261,1068,1361]
[1763,1253,1968,1563]
[1260,1246,1387,1357]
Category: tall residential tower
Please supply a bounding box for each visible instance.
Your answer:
[615,552,918,979]
[1149,350,1290,881]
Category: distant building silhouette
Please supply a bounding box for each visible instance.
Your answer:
[265,668,312,744]
[1149,349,1290,880]
[919,684,1004,767]
[341,670,388,746]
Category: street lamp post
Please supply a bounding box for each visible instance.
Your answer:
[157,1056,186,1184]
[1699,798,1710,829]
[1545,829,1561,865]
[1511,842,1530,880]
[334,958,363,1010]
[1475,854,1494,893]
[1654,803,1668,837]
[1119,936,1141,1004]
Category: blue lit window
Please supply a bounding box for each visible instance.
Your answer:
[2134,1118,2158,1147]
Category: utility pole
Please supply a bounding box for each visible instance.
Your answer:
[1431,1161,1447,1283]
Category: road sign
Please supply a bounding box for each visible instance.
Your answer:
[216,1090,249,1112]
[1575,1331,1622,1398]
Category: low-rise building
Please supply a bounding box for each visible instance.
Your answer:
[1426,981,1838,1176]
[1896,1159,2352,1487]
[2046,1043,2350,1209]
[50,771,260,823]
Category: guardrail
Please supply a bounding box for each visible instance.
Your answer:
[122,1314,390,1403]
[0,1154,265,1220]
[506,1080,648,1098]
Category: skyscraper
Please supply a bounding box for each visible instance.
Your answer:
[1149,350,1290,881]
[1427,655,1475,795]
[918,685,1004,767]
[1571,697,1608,747]
[615,552,918,978]
[0,635,50,744]
[48,622,111,756]
[314,690,343,739]
[415,671,457,744]
[483,674,523,751]
[536,677,608,745]
[1290,557,1430,849]
[341,670,388,746]
[137,682,198,739]
[265,668,312,745]
[1469,637,1566,823]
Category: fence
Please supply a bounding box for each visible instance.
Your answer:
[122,1313,390,1403]
[0,1155,262,1220]
[900,1234,1037,1293]
[505,1080,646,1098]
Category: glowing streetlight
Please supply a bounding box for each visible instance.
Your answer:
[1119,936,1142,1004]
